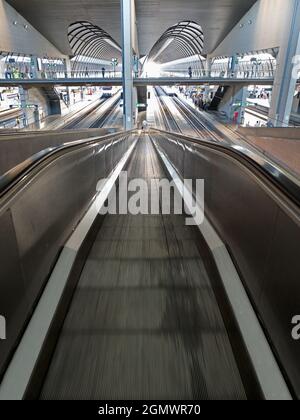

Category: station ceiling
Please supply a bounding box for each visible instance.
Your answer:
[6,0,256,57]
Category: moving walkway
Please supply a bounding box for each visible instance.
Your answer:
[0,128,299,400]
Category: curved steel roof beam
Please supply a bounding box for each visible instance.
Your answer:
[147,20,204,65]
[68,21,121,66]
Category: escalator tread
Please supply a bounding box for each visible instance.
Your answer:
[40,136,246,400]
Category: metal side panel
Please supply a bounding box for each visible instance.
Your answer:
[0,132,133,384]
[0,139,138,400]
[10,148,95,310]
[260,208,300,397]
[190,146,279,303]
[0,210,28,378]
[151,131,300,398]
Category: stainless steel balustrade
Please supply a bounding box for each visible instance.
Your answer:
[0,131,136,379]
[0,128,118,175]
[151,129,300,398]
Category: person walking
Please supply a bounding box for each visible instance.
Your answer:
[102,67,106,78]
[142,120,148,132]
[188,66,192,78]
[5,65,12,79]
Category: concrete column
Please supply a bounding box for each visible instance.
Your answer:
[203,85,211,102]
[30,56,40,79]
[65,57,72,106]
[33,105,41,129]
[229,54,238,77]
[19,86,29,128]
[80,86,85,101]
[219,84,248,124]
[269,0,300,127]
[121,0,134,130]
[206,56,212,77]
[65,57,72,77]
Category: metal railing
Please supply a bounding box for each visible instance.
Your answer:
[155,59,277,79]
[0,70,123,80]
[0,65,277,82]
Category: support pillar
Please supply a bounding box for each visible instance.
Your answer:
[65,58,72,106]
[269,0,300,127]
[228,54,238,77]
[206,56,212,77]
[203,85,211,102]
[219,84,248,124]
[19,86,29,128]
[121,0,134,130]
[33,105,41,129]
[30,56,40,79]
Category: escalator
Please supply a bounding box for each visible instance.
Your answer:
[40,137,247,400]
[0,129,299,400]
[209,86,229,111]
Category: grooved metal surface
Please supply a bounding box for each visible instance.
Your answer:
[40,136,246,400]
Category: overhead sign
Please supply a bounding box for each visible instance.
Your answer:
[232,101,252,107]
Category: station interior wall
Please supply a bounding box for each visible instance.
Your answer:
[28,88,53,119]
[0,0,65,58]
[212,0,291,58]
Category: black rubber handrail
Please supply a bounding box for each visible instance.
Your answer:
[151,128,300,208]
[1,126,299,209]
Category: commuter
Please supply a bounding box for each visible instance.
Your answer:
[198,98,204,110]
[142,120,148,132]
[203,101,210,111]
[85,67,89,77]
[12,67,20,79]
[5,65,12,79]
[24,65,30,79]
[188,66,192,78]
[102,67,106,78]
